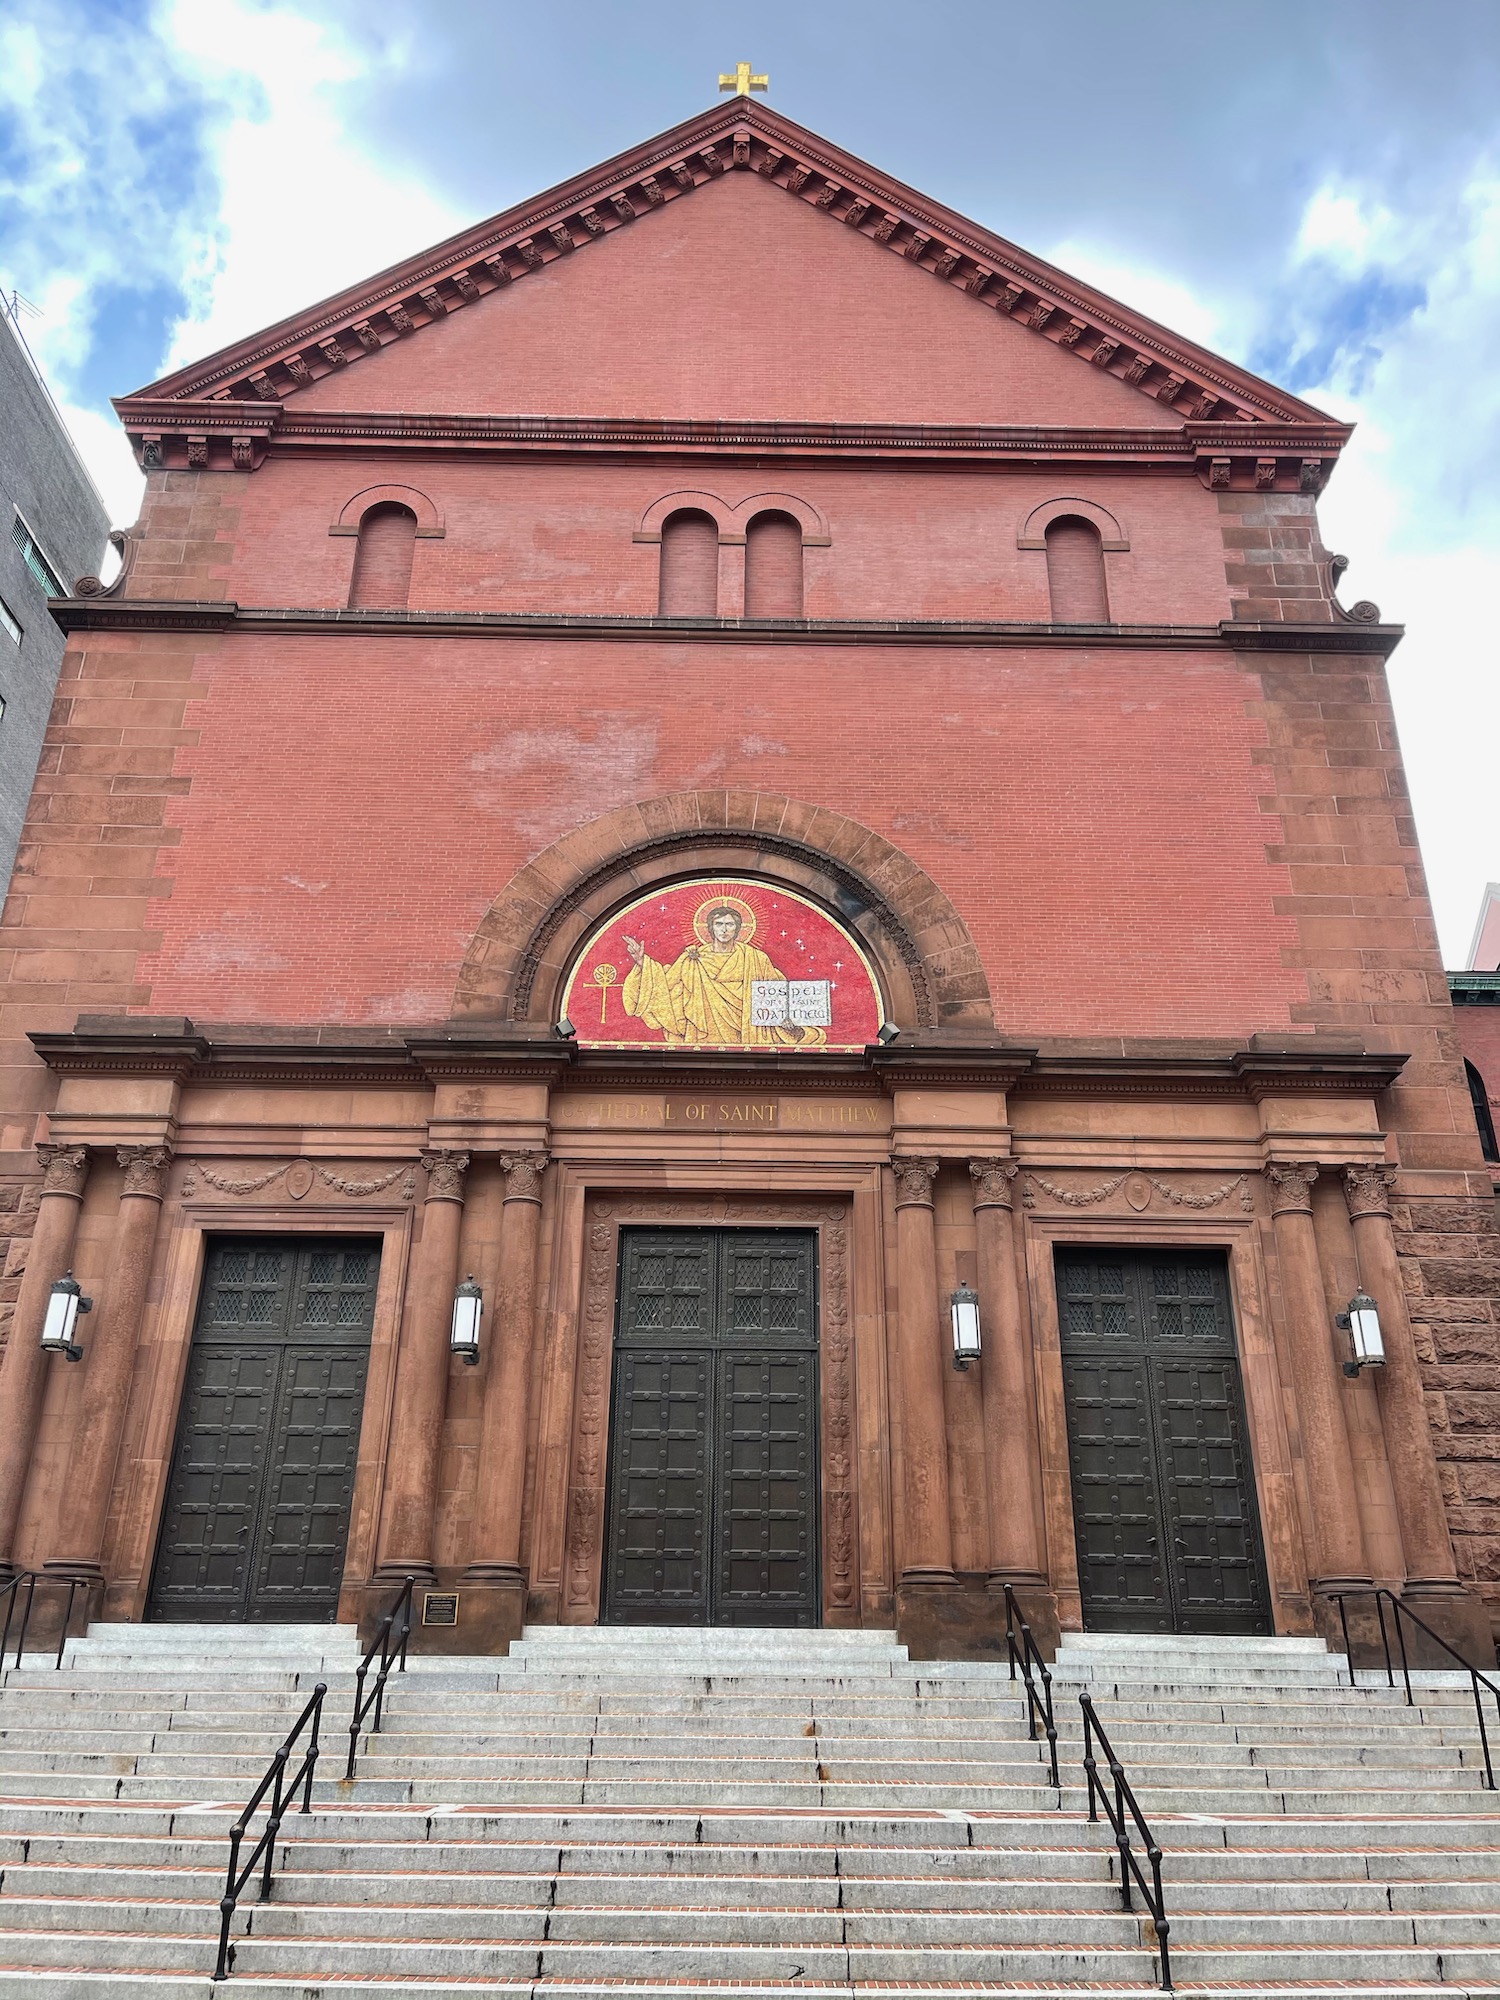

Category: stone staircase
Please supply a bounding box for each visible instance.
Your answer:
[0,1620,1495,1994]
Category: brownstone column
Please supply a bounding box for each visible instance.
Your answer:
[48,1146,170,1580]
[1343,1166,1463,1593]
[0,1145,91,1570]
[891,1156,955,1584]
[463,1152,548,1594]
[969,1159,1046,1588]
[373,1150,469,1583]
[1264,1160,1371,1596]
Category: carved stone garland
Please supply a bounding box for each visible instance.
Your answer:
[564,1199,852,1618]
[181,1159,418,1201]
[1021,1169,1255,1214]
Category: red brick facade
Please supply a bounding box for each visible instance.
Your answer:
[0,100,1494,1656]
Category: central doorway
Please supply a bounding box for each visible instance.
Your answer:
[1057,1245,1271,1635]
[603,1227,820,1627]
[148,1237,379,1623]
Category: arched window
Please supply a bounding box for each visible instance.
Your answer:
[1045,514,1110,623]
[348,503,417,610]
[1467,1060,1499,1163]
[744,510,804,619]
[657,509,719,617]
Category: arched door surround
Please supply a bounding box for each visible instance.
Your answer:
[451,791,993,1035]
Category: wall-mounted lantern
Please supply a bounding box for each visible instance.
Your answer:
[1337,1290,1385,1376]
[950,1282,982,1370]
[41,1272,91,1361]
[451,1275,483,1365]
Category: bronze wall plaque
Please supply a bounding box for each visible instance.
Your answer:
[422,1591,460,1626]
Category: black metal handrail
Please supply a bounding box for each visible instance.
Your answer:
[1002,1582,1059,1788]
[215,1680,326,1981]
[1080,1690,1172,1992]
[1334,1585,1500,1790]
[0,1568,94,1670]
[345,1573,415,1782]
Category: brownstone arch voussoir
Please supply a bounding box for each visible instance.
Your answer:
[453,792,994,1032]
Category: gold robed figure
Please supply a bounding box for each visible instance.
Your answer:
[621,897,817,1047]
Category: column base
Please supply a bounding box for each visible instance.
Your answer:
[1309,1576,1379,1665]
[896,1572,1007,1662]
[986,1572,1061,1660]
[1396,1580,1496,1672]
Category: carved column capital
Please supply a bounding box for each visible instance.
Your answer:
[116,1145,171,1201]
[969,1158,1020,1210]
[1262,1159,1319,1216]
[499,1152,549,1204]
[890,1156,940,1209]
[1343,1163,1397,1222]
[36,1144,90,1200]
[420,1150,470,1204]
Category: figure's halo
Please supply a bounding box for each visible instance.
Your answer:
[692,891,758,947]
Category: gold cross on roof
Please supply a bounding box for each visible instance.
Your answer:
[718,61,769,98]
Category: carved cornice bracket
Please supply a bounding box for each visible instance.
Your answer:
[890,1156,939,1209]
[118,1145,172,1201]
[968,1158,1019,1210]
[36,1144,90,1200]
[1344,1163,1397,1221]
[1263,1159,1320,1217]
[420,1150,471,1204]
[499,1152,549,1204]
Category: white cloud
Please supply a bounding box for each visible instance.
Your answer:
[1298,165,1500,959]
[1040,238,1228,350]
[158,0,465,370]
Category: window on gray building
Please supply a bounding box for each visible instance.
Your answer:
[0,597,18,645]
[11,513,63,597]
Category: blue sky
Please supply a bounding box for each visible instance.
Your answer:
[3,0,1498,960]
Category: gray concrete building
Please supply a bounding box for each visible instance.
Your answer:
[0,306,110,891]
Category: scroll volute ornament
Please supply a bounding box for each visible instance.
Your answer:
[1262,1159,1319,1216]
[500,1152,549,1204]
[969,1158,1019,1210]
[420,1150,470,1204]
[37,1144,89,1200]
[118,1145,171,1200]
[890,1156,939,1209]
[1344,1164,1397,1221]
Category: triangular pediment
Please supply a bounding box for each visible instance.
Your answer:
[116,101,1342,468]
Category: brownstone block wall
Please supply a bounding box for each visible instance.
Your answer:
[1251,637,1500,1613]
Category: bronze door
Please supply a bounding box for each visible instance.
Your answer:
[603,1228,819,1627]
[1057,1247,1271,1635]
[148,1238,379,1623]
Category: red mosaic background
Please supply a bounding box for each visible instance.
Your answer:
[561,878,883,1050]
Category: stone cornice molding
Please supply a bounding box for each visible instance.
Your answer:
[117,1145,172,1201]
[419,1150,470,1204]
[1344,1163,1397,1221]
[36,1144,90,1200]
[46,599,1404,659]
[969,1158,1020,1210]
[102,408,1355,483]
[116,101,1339,467]
[890,1156,940,1209]
[1263,1159,1321,1217]
[27,1022,1409,1105]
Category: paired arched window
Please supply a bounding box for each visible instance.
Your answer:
[348,503,418,610]
[1466,1059,1499,1163]
[657,509,719,617]
[744,511,804,619]
[1044,514,1110,623]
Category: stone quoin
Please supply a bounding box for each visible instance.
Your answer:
[0,95,1494,1667]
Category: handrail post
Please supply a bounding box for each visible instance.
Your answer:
[13,1574,37,1666]
[1392,1598,1413,1706]
[1374,1591,1397,1692]
[217,1824,243,1981]
[1149,1843,1173,1991]
[1336,1591,1352,1678]
[301,1688,323,1812]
